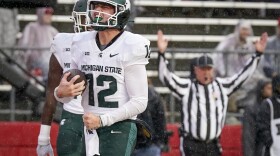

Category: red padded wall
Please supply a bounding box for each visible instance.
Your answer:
[0,122,59,156]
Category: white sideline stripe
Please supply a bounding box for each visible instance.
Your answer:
[0,85,12,92]
[57,0,280,9]
[134,1,280,9]
[17,14,278,27]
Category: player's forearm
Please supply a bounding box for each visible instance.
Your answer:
[100,97,148,126]
[158,53,188,98]
[41,99,56,125]
[100,64,148,126]
[39,89,57,145]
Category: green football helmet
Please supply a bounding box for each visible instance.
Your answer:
[86,0,131,31]
[72,0,89,33]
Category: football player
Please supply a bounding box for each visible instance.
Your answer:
[54,0,150,155]
[36,0,89,156]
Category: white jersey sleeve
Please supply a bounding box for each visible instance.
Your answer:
[100,34,150,126]
[100,64,148,126]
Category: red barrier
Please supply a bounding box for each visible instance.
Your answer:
[162,124,181,156]
[162,124,242,156]
[220,125,242,156]
[0,122,242,156]
[0,122,59,156]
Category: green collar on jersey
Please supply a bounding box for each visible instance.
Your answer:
[96,30,124,51]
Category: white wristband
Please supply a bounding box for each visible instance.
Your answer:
[100,115,110,127]
[54,87,73,103]
[38,125,51,145]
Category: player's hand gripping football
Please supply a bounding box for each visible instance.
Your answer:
[36,144,54,156]
[56,72,85,98]
[157,30,169,54]
[255,32,268,54]
[83,113,102,130]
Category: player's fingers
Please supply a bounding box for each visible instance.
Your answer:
[72,86,85,94]
[83,116,89,123]
[62,72,70,81]
[69,75,80,84]
[83,112,91,118]
[86,125,91,130]
[73,81,85,89]
[71,90,83,96]
[72,88,84,94]
[84,119,89,125]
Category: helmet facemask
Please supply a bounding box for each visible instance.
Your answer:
[72,11,89,33]
[87,0,130,31]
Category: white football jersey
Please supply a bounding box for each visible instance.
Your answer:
[50,33,85,114]
[71,31,150,116]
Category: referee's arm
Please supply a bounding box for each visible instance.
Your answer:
[158,52,191,99]
[217,32,268,96]
[217,52,262,96]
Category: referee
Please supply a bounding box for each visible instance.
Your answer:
[157,30,268,156]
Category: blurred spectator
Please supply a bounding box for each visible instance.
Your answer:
[213,19,266,112]
[213,19,255,77]
[256,75,280,156]
[132,80,167,156]
[0,8,19,84]
[263,17,280,78]
[243,80,272,156]
[18,7,58,83]
[0,8,18,48]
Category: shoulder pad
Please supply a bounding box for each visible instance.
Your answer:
[72,31,96,43]
[51,33,75,54]
[123,31,150,46]
[122,32,150,67]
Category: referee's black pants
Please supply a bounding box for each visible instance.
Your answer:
[181,135,221,156]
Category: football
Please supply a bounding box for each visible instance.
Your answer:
[64,69,88,89]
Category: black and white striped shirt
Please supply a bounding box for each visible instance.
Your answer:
[158,52,261,141]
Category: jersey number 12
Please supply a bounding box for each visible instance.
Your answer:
[85,73,118,108]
